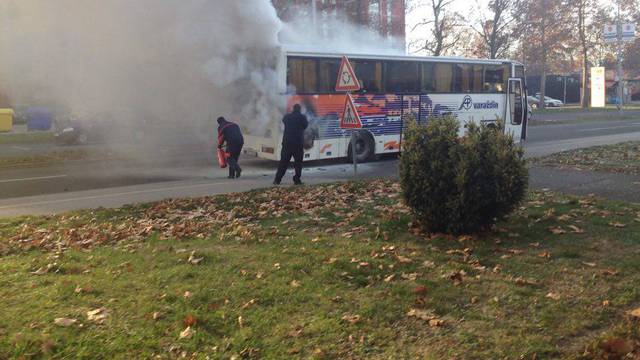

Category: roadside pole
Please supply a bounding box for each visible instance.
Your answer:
[617,1,624,114]
[335,56,362,177]
[351,130,357,175]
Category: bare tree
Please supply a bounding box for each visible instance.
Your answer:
[471,0,514,59]
[410,0,463,56]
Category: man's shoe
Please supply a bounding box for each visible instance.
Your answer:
[228,175,235,179]
[294,181,303,185]
[236,169,242,178]
[272,180,280,185]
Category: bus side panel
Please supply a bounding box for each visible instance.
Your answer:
[288,94,403,158]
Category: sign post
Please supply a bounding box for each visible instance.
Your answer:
[335,56,362,176]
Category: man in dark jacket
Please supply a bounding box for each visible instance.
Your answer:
[274,104,308,185]
[217,117,244,179]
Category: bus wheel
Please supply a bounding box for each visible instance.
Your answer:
[348,131,375,163]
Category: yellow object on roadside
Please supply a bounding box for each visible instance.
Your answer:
[0,109,13,132]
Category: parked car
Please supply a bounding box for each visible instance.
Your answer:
[533,93,564,107]
[527,96,540,109]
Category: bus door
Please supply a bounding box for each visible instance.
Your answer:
[506,78,525,141]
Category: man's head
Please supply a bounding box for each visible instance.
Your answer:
[292,104,301,113]
[217,116,226,125]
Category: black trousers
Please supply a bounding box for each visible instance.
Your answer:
[275,144,304,183]
[227,144,243,178]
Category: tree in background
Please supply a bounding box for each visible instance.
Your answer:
[512,0,571,109]
[409,0,464,56]
[565,0,602,108]
[470,0,514,59]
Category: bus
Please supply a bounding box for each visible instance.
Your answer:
[243,49,528,162]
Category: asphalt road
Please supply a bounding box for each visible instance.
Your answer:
[1,116,639,218]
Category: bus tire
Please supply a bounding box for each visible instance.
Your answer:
[348,130,375,163]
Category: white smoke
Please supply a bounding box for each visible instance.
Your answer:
[0,1,403,157]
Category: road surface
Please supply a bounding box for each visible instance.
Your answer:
[1,117,639,218]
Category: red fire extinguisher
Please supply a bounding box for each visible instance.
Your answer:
[217,148,229,168]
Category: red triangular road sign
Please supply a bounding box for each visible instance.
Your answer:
[335,56,361,92]
[340,94,362,129]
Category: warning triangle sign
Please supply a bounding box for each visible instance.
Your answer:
[340,94,362,129]
[335,56,361,92]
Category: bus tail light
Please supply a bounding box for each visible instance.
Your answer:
[262,146,275,154]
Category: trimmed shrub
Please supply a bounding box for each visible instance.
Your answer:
[399,117,528,234]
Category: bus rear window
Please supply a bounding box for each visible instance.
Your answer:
[352,60,383,93]
[287,58,317,94]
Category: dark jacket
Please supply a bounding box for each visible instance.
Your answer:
[218,120,244,148]
[282,110,308,146]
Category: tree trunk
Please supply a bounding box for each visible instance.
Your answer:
[578,1,589,108]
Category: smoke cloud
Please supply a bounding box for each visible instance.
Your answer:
[0,1,403,158]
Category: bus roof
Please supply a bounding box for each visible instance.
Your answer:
[283,46,522,66]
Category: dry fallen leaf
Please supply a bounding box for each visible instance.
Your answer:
[384,274,395,282]
[548,227,566,235]
[242,299,258,309]
[341,314,361,324]
[600,337,634,356]
[290,280,301,288]
[179,326,195,339]
[627,307,640,318]
[395,255,413,264]
[183,314,197,327]
[413,286,428,296]
[152,312,162,320]
[546,292,561,300]
[406,308,436,321]
[183,291,193,299]
[54,318,77,327]
[609,222,627,228]
[538,251,551,258]
[581,261,596,267]
[568,225,585,234]
[428,319,445,327]
[86,308,108,324]
[187,251,204,265]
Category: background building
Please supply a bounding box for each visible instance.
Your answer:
[272,0,405,45]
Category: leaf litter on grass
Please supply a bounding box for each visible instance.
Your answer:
[2,182,640,358]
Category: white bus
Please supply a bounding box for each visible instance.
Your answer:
[243,50,528,162]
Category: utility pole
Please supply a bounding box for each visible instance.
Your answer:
[616,0,624,113]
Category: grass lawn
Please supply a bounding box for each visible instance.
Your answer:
[2,181,640,359]
[0,149,89,168]
[0,132,55,145]
[533,141,640,175]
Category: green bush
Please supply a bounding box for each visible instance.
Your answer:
[399,117,528,234]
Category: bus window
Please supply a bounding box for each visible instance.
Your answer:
[454,64,474,93]
[421,63,436,92]
[473,65,484,93]
[484,65,508,93]
[318,58,340,93]
[287,58,317,94]
[385,61,420,94]
[352,60,382,93]
[434,63,453,92]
